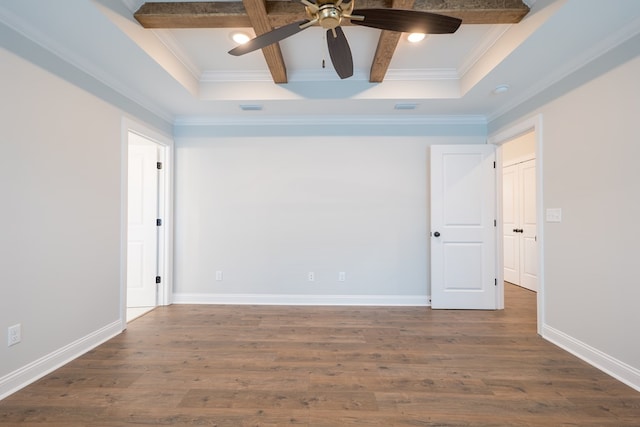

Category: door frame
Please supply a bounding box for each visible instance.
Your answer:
[120,118,174,330]
[488,114,544,334]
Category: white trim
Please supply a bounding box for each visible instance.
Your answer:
[488,114,544,333]
[173,293,429,306]
[173,114,488,127]
[458,25,512,80]
[200,68,459,83]
[0,5,173,123]
[152,29,202,79]
[0,321,122,400]
[384,68,459,81]
[542,325,640,392]
[487,14,640,122]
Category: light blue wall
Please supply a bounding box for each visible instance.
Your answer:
[172,133,486,304]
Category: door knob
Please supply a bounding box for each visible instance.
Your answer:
[433,231,441,237]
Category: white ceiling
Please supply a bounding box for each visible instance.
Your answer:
[1,0,640,125]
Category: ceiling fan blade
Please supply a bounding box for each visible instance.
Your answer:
[229,20,310,56]
[326,27,353,79]
[350,9,461,34]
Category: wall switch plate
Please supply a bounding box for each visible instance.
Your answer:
[308,272,315,282]
[338,272,346,282]
[546,208,562,223]
[215,271,223,281]
[8,324,21,347]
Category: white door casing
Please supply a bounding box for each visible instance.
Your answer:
[430,145,497,309]
[127,135,159,307]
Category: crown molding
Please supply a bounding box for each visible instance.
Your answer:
[0,4,174,124]
[458,25,511,79]
[200,67,459,83]
[152,29,202,79]
[487,13,640,123]
[173,114,487,127]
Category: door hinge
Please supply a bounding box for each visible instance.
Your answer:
[494,219,497,227]
[493,161,496,169]
[155,276,161,284]
[495,278,497,286]
[156,218,162,226]
[156,161,163,170]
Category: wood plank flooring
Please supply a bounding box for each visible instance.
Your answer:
[1,284,638,426]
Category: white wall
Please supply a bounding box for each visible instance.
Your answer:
[0,41,167,396]
[490,43,640,388]
[502,131,535,164]
[173,135,484,304]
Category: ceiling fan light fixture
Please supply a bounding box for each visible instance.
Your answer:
[231,32,251,45]
[407,33,426,43]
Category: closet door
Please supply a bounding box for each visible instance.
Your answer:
[502,159,537,291]
[519,159,537,291]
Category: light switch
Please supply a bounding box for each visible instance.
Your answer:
[546,208,562,223]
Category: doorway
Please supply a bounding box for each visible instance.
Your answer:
[502,132,537,292]
[125,127,171,323]
[489,115,544,334]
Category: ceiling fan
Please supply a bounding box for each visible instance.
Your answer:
[228,0,462,79]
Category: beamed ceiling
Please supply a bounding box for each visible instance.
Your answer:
[134,0,530,83]
[2,1,640,124]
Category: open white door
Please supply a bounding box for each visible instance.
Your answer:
[430,145,497,309]
[127,134,160,308]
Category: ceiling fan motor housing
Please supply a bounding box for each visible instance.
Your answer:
[306,0,355,29]
[317,5,342,28]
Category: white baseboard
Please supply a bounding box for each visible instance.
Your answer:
[173,293,429,306]
[0,320,122,400]
[542,324,640,392]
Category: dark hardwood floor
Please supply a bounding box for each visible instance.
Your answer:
[1,284,638,426]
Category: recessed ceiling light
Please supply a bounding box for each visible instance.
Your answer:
[407,33,426,43]
[492,84,510,95]
[231,32,251,45]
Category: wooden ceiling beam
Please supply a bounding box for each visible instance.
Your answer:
[134,1,530,29]
[241,0,288,83]
[369,0,415,83]
[133,0,530,84]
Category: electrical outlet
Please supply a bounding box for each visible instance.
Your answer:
[215,271,223,281]
[308,272,315,282]
[338,272,346,282]
[8,324,21,347]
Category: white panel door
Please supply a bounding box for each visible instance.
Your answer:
[502,159,537,291]
[520,159,537,291]
[502,164,519,284]
[430,145,497,309]
[127,137,159,307]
